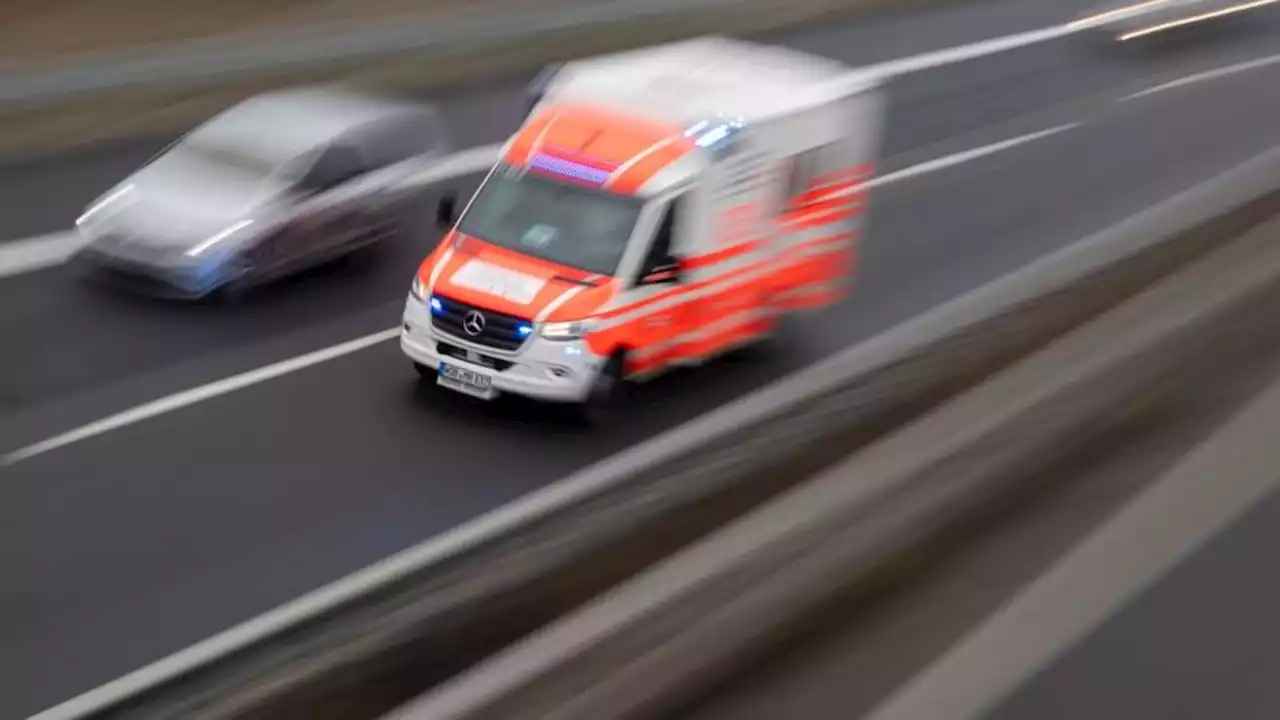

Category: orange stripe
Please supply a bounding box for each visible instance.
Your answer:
[600,230,856,321]
[680,316,772,359]
[683,240,760,270]
[598,256,772,320]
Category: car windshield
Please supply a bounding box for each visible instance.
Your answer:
[456,165,644,276]
[170,137,280,182]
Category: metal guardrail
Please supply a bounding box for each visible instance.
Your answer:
[34,141,1280,720]
[0,0,752,107]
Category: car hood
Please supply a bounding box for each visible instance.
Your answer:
[90,155,281,250]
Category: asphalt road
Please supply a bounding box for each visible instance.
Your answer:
[988,479,1280,720]
[4,1,1280,717]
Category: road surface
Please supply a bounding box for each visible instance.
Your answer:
[3,0,1280,716]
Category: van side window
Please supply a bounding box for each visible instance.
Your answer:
[642,197,681,273]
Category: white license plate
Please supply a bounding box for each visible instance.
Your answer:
[438,362,496,400]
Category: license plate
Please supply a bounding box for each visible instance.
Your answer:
[438,362,496,400]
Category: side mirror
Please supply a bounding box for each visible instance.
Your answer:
[436,193,457,231]
[640,259,681,285]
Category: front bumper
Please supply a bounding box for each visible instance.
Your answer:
[74,239,227,299]
[400,295,605,403]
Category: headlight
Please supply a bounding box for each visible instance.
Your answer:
[540,319,595,341]
[410,275,425,301]
[186,219,254,257]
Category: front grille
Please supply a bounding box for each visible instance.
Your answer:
[79,250,190,297]
[431,294,531,351]
[437,342,515,371]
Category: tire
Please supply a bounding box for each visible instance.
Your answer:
[213,258,257,305]
[414,362,435,380]
[571,353,626,426]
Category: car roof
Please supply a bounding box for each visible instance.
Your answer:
[185,87,428,164]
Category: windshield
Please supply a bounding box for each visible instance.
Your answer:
[169,137,280,183]
[456,165,644,276]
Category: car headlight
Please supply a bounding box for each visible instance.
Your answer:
[540,319,596,341]
[186,219,254,257]
[410,275,425,301]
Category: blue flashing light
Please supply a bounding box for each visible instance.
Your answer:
[684,118,746,151]
[695,125,732,147]
[529,153,611,185]
[429,296,444,315]
[517,323,534,337]
[683,120,710,137]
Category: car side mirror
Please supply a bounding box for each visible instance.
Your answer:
[436,193,457,231]
[640,259,681,285]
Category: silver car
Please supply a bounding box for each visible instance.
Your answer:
[1070,0,1272,42]
[73,87,451,299]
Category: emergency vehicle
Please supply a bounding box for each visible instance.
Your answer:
[401,36,884,421]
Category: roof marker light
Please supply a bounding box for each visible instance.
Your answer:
[529,153,611,185]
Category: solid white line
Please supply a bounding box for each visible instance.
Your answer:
[1,328,399,466]
[1117,0,1280,41]
[1,124,1075,468]
[1120,51,1280,102]
[864,371,1280,720]
[0,231,85,279]
[864,25,1077,78]
[865,123,1079,188]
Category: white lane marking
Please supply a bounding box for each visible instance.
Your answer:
[1118,0,1280,41]
[864,372,1280,720]
[1067,0,1171,31]
[0,22,1084,281]
[1,328,399,467]
[1120,51,1280,102]
[865,124,1078,188]
[863,25,1076,78]
[0,231,82,279]
[2,125,1073,468]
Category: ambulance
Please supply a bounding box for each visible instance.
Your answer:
[401,36,884,422]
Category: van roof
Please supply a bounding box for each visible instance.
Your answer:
[543,36,875,125]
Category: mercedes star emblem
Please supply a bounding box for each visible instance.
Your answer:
[462,310,486,336]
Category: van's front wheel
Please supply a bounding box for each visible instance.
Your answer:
[572,353,626,426]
